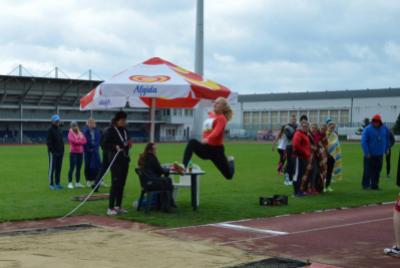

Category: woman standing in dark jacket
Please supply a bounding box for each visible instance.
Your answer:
[138,143,175,212]
[102,111,132,216]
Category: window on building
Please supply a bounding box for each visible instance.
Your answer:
[279,111,288,126]
[340,110,350,125]
[309,110,318,124]
[243,112,251,127]
[319,110,329,124]
[330,110,339,124]
[252,112,260,128]
[271,111,278,128]
[261,112,269,127]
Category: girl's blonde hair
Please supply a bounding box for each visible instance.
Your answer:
[215,97,233,121]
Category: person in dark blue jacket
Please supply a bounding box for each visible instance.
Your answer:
[361,114,389,190]
[83,118,102,188]
[46,114,65,190]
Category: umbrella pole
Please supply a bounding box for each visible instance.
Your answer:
[150,98,156,142]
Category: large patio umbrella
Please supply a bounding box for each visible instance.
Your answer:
[80,57,237,142]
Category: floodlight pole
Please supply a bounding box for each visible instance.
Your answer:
[195,0,204,76]
[193,0,205,139]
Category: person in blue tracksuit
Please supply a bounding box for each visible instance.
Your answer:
[361,114,389,190]
[46,114,65,190]
[83,118,102,188]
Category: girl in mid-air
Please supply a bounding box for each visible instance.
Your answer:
[182,97,235,180]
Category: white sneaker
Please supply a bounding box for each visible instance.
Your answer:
[67,182,74,189]
[107,208,118,216]
[86,181,92,188]
[101,181,109,187]
[75,182,84,188]
[384,246,400,256]
[132,201,139,208]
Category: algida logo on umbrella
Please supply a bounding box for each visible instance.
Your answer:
[129,75,170,96]
[129,75,170,83]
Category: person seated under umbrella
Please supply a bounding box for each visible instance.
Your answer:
[137,143,176,212]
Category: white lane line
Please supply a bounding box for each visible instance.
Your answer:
[219,217,392,245]
[211,223,288,236]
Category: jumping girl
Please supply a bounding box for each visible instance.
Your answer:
[182,97,235,180]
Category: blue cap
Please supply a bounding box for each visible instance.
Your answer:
[51,114,61,122]
[325,117,332,124]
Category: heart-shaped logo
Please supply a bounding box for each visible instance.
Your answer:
[129,75,170,83]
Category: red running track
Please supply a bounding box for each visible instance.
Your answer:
[158,204,399,268]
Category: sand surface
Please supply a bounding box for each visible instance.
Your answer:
[0,227,259,268]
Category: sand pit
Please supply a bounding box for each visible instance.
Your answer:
[0,226,260,268]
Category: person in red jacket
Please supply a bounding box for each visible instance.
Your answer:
[182,97,235,179]
[292,115,311,196]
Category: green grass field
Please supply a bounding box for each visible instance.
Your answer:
[0,143,398,227]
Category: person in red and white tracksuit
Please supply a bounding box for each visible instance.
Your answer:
[182,97,235,180]
[292,115,311,196]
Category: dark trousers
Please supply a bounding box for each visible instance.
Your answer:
[48,152,63,185]
[183,139,233,179]
[363,155,383,189]
[68,153,83,183]
[386,149,391,176]
[277,149,286,173]
[146,177,174,211]
[286,146,295,181]
[326,155,335,188]
[109,157,129,209]
[362,156,368,187]
[84,151,99,182]
[293,158,307,195]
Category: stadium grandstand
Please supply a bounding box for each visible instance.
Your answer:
[0,65,194,144]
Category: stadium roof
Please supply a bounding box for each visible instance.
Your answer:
[0,74,102,107]
[238,87,400,102]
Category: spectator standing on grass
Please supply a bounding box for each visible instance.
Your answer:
[46,115,65,190]
[83,118,102,188]
[283,114,298,185]
[272,125,288,183]
[102,111,132,216]
[292,115,310,197]
[325,118,342,192]
[386,129,395,177]
[67,121,87,189]
[361,114,389,190]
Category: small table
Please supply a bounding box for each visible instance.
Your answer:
[169,169,205,211]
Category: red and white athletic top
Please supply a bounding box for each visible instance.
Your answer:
[202,112,227,146]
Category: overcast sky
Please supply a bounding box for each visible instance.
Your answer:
[1,0,399,94]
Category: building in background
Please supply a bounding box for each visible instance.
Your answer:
[229,88,400,139]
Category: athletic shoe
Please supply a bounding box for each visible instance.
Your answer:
[75,183,84,188]
[115,207,128,214]
[294,192,305,198]
[107,208,118,216]
[67,182,74,189]
[86,181,92,188]
[101,181,109,187]
[284,177,292,186]
[55,184,64,190]
[49,185,55,190]
[384,246,400,256]
[132,201,139,209]
[326,186,334,192]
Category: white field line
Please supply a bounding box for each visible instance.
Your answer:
[219,217,392,245]
[210,223,288,236]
